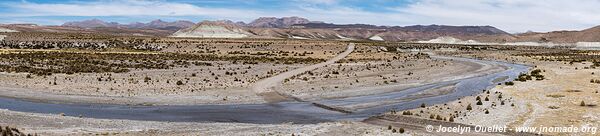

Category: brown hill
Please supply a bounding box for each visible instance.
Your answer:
[246,16,320,28]
[171,20,254,38]
[512,26,600,43]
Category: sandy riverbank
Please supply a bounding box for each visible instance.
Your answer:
[387,51,600,135]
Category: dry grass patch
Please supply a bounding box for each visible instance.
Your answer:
[565,90,582,93]
[545,94,565,98]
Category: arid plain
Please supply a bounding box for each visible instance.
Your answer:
[1,20,600,136]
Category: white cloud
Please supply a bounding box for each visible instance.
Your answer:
[4,0,264,21]
[294,0,338,5]
[393,0,600,32]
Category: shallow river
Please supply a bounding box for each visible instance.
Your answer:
[0,56,529,124]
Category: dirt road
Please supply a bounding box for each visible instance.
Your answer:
[251,43,355,93]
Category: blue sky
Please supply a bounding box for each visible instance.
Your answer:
[2,0,600,33]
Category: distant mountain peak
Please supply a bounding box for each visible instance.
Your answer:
[62,19,118,28]
[149,19,165,24]
[62,19,194,31]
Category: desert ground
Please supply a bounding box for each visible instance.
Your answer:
[384,47,600,135]
[1,32,599,136]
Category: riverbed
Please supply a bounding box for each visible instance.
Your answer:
[0,56,529,124]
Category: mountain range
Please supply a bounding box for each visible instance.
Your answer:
[172,17,600,43]
[62,19,195,31]
[172,17,513,42]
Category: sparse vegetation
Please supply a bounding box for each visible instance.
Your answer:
[591,79,600,84]
[546,94,565,98]
[476,100,483,105]
[4,34,596,135]
[0,51,325,76]
[0,125,36,136]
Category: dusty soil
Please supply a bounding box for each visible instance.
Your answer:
[0,39,349,105]
[0,109,400,136]
[0,43,501,106]
[389,50,600,136]
[5,38,593,136]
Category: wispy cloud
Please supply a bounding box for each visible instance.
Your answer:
[2,0,600,32]
[395,0,600,32]
[2,0,264,20]
[294,0,339,5]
